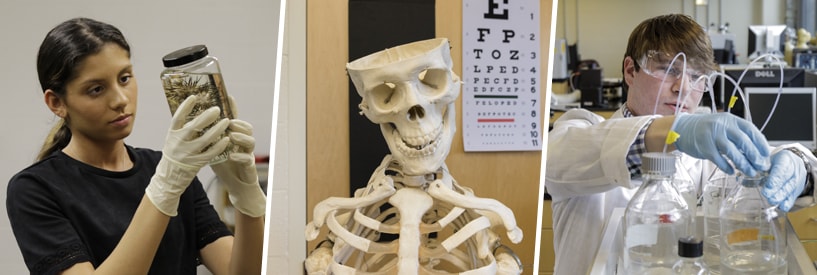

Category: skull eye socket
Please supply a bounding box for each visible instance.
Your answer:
[418,68,449,92]
[370,82,401,109]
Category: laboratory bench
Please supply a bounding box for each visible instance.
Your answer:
[588,207,817,274]
[538,192,817,274]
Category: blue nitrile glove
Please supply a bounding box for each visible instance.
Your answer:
[672,112,770,176]
[762,149,807,211]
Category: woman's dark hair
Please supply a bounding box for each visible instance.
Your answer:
[36,17,131,161]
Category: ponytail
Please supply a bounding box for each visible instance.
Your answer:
[37,119,71,161]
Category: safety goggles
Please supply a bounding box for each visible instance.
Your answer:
[637,50,711,93]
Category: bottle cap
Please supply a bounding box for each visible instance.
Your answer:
[162,45,209,67]
[642,152,676,176]
[678,236,703,258]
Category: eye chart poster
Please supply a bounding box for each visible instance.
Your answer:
[462,0,542,152]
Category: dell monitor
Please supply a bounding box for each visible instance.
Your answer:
[704,66,806,111]
[747,25,787,60]
[744,87,817,150]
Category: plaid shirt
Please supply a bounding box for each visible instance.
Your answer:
[623,105,654,177]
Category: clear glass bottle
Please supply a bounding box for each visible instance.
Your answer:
[160,44,235,164]
[718,173,787,275]
[623,152,693,274]
[701,169,739,274]
[672,236,708,275]
[671,152,699,238]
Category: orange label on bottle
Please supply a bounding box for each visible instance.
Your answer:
[726,228,760,244]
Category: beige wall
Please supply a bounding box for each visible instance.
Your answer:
[306,0,553,272]
[555,0,787,79]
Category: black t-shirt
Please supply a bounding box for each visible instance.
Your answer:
[6,145,232,275]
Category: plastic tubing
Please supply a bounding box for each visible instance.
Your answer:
[702,73,720,114]
[651,52,689,116]
[724,53,785,132]
[650,52,784,155]
[710,71,748,119]
[652,52,692,153]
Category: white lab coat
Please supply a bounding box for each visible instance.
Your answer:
[545,108,817,275]
[545,108,709,275]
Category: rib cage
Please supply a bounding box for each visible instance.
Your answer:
[305,156,523,275]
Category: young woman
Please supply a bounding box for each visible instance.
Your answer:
[6,17,266,275]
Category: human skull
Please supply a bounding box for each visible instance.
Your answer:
[347,38,460,176]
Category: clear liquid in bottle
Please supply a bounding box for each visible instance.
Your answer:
[718,173,787,275]
[623,153,692,274]
[701,169,738,274]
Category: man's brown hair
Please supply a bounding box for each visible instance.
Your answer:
[623,14,717,76]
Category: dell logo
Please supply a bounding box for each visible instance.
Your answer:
[754,70,776,78]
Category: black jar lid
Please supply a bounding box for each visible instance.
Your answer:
[678,236,703,258]
[162,45,208,67]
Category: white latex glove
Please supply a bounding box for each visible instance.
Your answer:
[210,96,267,217]
[146,94,231,216]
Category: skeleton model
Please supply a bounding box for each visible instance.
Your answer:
[305,38,523,275]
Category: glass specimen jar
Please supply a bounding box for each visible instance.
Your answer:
[160,44,235,164]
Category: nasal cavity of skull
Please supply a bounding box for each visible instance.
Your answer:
[407,105,425,121]
[419,68,447,90]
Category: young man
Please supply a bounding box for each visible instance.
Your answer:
[545,14,814,275]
